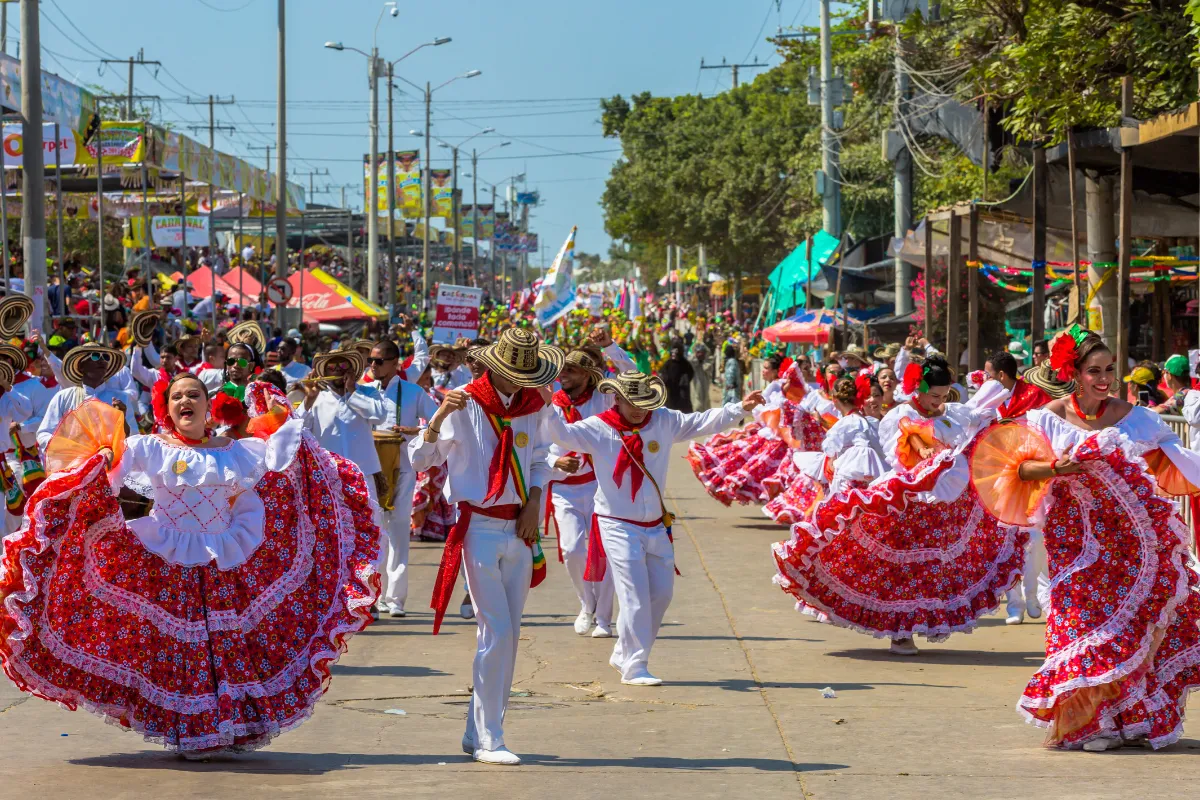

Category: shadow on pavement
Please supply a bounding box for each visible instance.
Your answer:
[656,634,823,642]
[826,648,1045,667]
[665,678,960,692]
[329,664,448,678]
[70,751,850,774]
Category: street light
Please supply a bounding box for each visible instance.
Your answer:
[393,68,482,310]
[430,127,498,286]
[466,141,510,296]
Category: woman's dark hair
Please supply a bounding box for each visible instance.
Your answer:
[832,376,858,406]
[723,343,737,360]
[766,352,786,371]
[922,354,953,388]
[256,370,287,393]
[1071,330,1111,372]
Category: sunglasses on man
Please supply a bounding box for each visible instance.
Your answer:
[367,356,396,366]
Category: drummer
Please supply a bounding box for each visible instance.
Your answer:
[366,339,439,617]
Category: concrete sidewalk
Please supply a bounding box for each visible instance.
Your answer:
[1,444,1197,798]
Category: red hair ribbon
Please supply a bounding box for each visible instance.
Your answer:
[854,372,872,408]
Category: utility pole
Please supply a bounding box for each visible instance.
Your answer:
[249,144,272,288]
[471,149,479,291]
[20,0,47,310]
[274,0,288,330]
[186,94,234,330]
[101,50,161,119]
[490,183,498,298]
[451,145,460,285]
[819,0,841,237]
[698,56,767,89]
[367,48,381,304]
[892,30,912,315]
[386,63,397,321]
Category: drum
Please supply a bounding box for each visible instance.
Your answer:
[373,431,405,512]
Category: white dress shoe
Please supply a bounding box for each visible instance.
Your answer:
[621,671,663,686]
[1082,737,1121,752]
[591,624,613,638]
[573,610,594,635]
[1025,602,1042,620]
[473,747,521,766]
[388,605,406,618]
[1006,612,1025,625]
[888,638,919,656]
[460,601,475,620]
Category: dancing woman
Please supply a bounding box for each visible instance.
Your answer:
[764,373,887,526]
[993,327,1200,750]
[772,355,1025,655]
[0,370,380,755]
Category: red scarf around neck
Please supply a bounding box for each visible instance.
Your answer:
[464,371,546,504]
[597,407,653,502]
[552,384,595,423]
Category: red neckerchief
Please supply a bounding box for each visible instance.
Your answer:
[552,385,595,423]
[998,377,1052,420]
[597,407,653,502]
[463,371,546,504]
[197,361,216,372]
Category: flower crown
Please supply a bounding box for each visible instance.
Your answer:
[1048,324,1090,381]
[854,372,873,408]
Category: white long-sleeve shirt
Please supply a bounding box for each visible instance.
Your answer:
[542,402,745,522]
[372,374,440,474]
[36,386,138,451]
[545,342,638,484]
[129,346,163,389]
[45,348,138,407]
[408,391,553,508]
[296,384,389,474]
[0,390,33,450]
[404,330,430,382]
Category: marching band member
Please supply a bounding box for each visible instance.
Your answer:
[368,338,439,618]
[409,328,561,766]
[542,371,761,687]
[545,329,636,638]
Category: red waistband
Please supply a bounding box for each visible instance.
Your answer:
[463,502,521,521]
[555,472,596,487]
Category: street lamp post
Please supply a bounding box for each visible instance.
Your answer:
[436,130,496,288]
[396,69,481,312]
[465,141,509,297]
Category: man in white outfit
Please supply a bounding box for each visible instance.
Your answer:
[367,338,439,618]
[545,327,635,638]
[542,371,761,686]
[296,349,389,508]
[36,344,138,451]
[410,328,560,767]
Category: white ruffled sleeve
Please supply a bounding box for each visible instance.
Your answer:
[110,434,155,497]
[234,417,305,477]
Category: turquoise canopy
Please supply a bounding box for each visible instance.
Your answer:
[766,229,841,313]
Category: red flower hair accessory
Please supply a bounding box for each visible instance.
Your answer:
[778,356,793,376]
[151,376,172,430]
[901,362,928,395]
[967,369,987,389]
[854,372,873,408]
[210,390,248,428]
[1048,324,1089,381]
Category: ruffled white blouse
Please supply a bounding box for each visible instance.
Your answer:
[1026,406,1200,489]
[823,413,887,493]
[110,419,304,570]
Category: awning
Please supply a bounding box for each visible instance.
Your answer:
[766,230,841,311]
[225,267,386,322]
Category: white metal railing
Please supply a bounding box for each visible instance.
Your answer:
[1162,414,1195,544]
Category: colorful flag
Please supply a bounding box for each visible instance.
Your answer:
[534,226,578,327]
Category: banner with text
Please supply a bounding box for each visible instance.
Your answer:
[433,283,484,344]
[430,169,453,218]
[396,150,422,217]
[126,215,210,248]
[533,226,578,327]
[1,123,77,169]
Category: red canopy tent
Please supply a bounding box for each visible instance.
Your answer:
[170,267,258,309]
[224,267,383,323]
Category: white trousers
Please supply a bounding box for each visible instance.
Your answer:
[552,481,614,627]
[378,470,417,611]
[1006,526,1046,615]
[598,516,675,680]
[462,515,532,752]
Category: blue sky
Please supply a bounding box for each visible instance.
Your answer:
[27,0,817,259]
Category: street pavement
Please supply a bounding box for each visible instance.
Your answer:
[2,442,1199,799]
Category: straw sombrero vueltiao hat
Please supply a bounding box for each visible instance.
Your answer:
[0,360,13,389]
[130,310,160,347]
[0,295,33,338]
[63,343,125,386]
[228,320,267,356]
[352,339,376,357]
[312,348,366,380]
[598,370,668,411]
[562,345,605,385]
[468,327,563,388]
[0,342,28,373]
[1025,362,1076,399]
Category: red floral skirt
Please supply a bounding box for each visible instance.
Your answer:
[764,469,825,526]
[0,442,380,753]
[1018,432,1200,749]
[772,444,1028,641]
[687,423,765,505]
[411,465,455,542]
